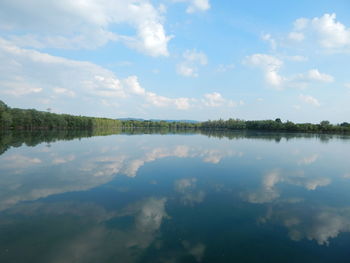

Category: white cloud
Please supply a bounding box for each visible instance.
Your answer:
[0,38,126,101]
[344,83,350,89]
[244,54,284,88]
[288,69,334,89]
[290,13,350,51]
[299,94,320,107]
[288,32,305,42]
[125,76,193,110]
[177,64,197,77]
[53,88,76,97]
[203,92,225,107]
[0,0,171,56]
[306,69,334,82]
[174,98,191,110]
[262,33,277,49]
[173,0,211,13]
[286,55,308,62]
[294,18,309,31]
[124,75,146,96]
[0,39,204,112]
[311,13,350,49]
[202,92,236,107]
[244,54,334,89]
[0,39,241,115]
[216,63,235,73]
[1,81,43,96]
[177,49,208,77]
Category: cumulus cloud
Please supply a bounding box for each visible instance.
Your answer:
[0,37,243,116]
[299,94,320,107]
[244,54,334,89]
[289,13,350,51]
[0,38,126,101]
[288,32,305,42]
[53,88,76,97]
[203,92,225,107]
[177,49,208,77]
[202,92,236,107]
[1,82,43,96]
[244,54,284,88]
[0,0,172,56]
[1,39,240,113]
[173,0,211,13]
[124,76,192,110]
[302,69,334,83]
[262,33,277,49]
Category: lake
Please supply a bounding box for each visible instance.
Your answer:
[0,130,350,263]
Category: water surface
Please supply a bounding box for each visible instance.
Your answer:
[0,131,350,263]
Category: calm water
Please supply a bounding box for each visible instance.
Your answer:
[0,131,350,263]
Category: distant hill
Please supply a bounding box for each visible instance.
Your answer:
[117,118,199,123]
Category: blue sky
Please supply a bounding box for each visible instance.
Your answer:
[0,0,350,122]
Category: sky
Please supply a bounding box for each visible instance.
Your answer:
[0,0,350,123]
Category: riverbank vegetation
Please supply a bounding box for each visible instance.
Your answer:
[1,100,349,133]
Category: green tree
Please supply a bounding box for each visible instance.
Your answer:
[1,112,13,128]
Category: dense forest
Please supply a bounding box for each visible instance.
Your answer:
[0,100,197,130]
[1,100,350,133]
[200,118,350,133]
[0,100,121,130]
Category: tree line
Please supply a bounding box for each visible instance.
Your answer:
[0,100,123,130]
[199,118,350,133]
[1,100,350,133]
